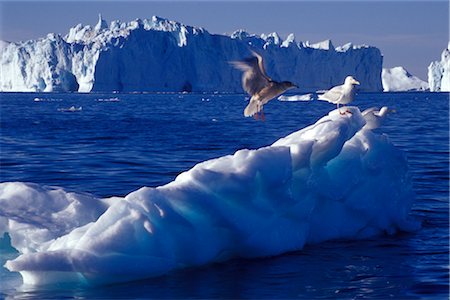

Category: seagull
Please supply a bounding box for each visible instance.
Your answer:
[318,76,360,114]
[231,51,298,121]
[362,106,395,129]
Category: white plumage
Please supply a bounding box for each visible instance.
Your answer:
[318,76,360,114]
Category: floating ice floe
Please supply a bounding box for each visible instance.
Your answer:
[278,93,315,101]
[96,97,120,102]
[0,107,419,286]
[57,106,82,112]
[33,97,63,102]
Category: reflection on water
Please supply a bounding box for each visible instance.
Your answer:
[2,234,447,299]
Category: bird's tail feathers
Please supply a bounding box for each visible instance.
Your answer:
[244,100,258,117]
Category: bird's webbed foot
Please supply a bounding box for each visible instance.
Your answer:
[338,107,352,115]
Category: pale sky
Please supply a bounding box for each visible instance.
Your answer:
[0,0,448,80]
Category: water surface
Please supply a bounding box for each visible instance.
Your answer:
[0,92,448,299]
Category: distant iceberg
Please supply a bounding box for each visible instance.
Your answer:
[382,66,428,92]
[0,16,383,93]
[1,107,419,286]
[428,42,450,92]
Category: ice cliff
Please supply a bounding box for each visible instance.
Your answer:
[0,15,383,93]
[1,107,418,286]
[382,67,428,92]
[428,42,450,92]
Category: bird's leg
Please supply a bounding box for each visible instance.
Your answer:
[261,109,266,122]
[339,104,352,115]
[253,103,260,120]
[337,103,347,115]
[338,103,345,115]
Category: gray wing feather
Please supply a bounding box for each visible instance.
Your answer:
[230,52,270,96]
[317,85,343,103]
[251,50,271,82]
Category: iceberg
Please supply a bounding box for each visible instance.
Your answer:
[0,16,383,93]
[1,108,419,286]
[428,42,450,92]
[382,67,429,92]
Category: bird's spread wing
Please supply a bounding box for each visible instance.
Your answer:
[317,85,343,103]
[230,52,271,96]
[251,50,271,82]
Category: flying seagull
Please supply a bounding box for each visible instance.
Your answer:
[318,76,360,114]
[231,51,298,121]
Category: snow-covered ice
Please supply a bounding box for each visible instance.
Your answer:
[0,16,383,93]
[428,42,450,92]
[382,67,428,92]
[361,106,393,130]
[0,183,115,255]
[1,108,419,286]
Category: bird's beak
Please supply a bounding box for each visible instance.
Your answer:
[354,80,360,85]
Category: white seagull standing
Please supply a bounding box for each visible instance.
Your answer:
[318,76,360,114]
[231,51,298,121]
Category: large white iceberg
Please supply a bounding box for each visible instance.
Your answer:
[382,66,428,92]
[0,15,383,93]
[1,108,418,286]
[428,42,450,92]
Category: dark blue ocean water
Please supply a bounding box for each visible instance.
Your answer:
[0,92,448,299]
